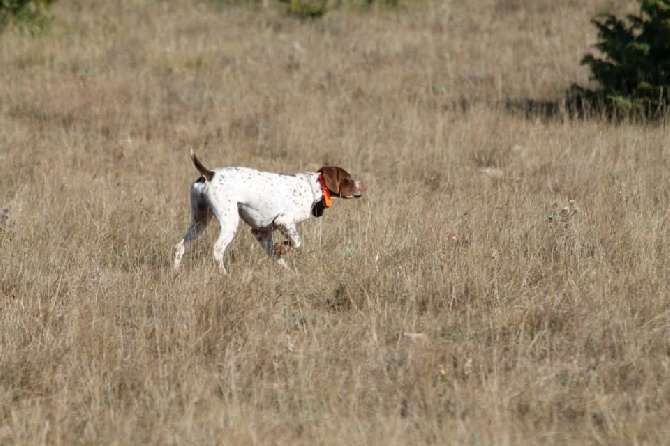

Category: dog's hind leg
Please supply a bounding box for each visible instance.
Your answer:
[210,201,240,274]
[174,182,212,270]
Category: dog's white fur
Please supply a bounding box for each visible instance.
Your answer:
[173,151,365,273]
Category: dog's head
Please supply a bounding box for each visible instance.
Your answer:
[318,166,367,199]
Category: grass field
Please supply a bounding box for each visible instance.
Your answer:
[1,0,669,444]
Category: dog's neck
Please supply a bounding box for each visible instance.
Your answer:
[299,172,331,218]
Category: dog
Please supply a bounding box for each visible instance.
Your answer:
[174,150,366,273]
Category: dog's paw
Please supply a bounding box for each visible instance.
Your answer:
[273,240,293,255]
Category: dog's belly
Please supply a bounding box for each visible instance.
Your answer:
[237,202,275,229]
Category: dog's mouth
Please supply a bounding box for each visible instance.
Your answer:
[352,181,366,198]
[337,181,366,199]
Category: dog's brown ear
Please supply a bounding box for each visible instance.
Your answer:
[319,166,350,195]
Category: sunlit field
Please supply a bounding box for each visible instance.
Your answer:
[1,0,668,444]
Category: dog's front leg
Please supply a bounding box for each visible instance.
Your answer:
[269,223,301,268]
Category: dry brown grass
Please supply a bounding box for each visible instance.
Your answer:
[1,0,669,444]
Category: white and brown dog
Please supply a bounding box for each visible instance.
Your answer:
[174,150,366,273]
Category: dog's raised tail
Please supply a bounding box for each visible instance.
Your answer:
[190,149,215,182]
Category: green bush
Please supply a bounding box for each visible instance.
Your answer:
[0,0,56,32]
[579,0,670,118]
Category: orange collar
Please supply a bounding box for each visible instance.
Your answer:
[317,173,332,208]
